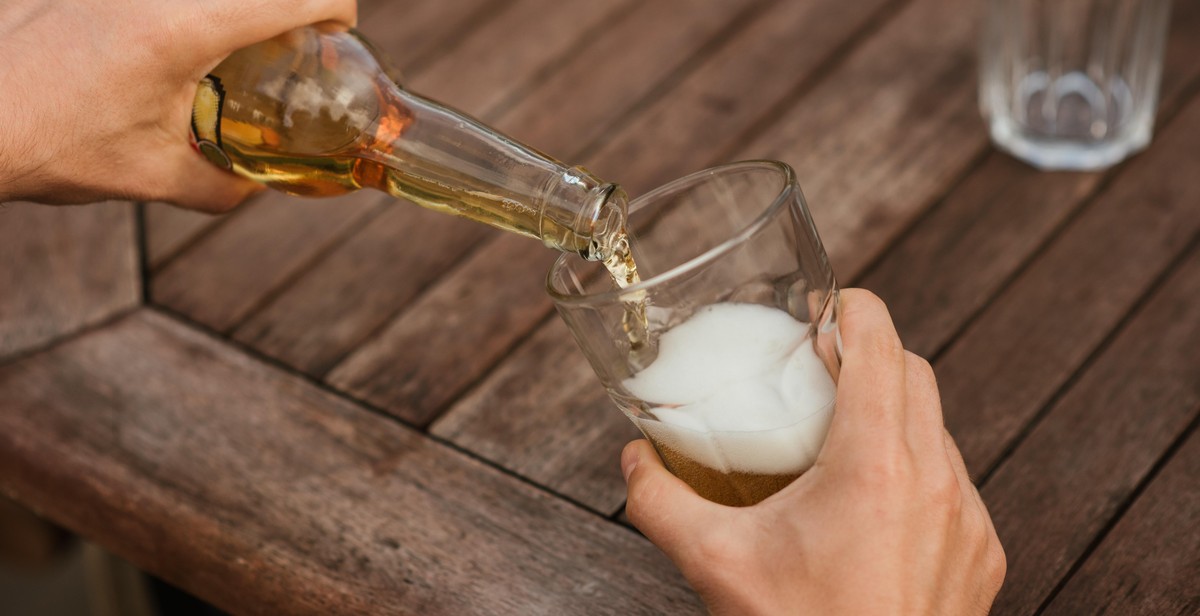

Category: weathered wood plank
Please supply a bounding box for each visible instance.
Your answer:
[428,0,984,513]
[863,0,1200,357]
[142,0,491,269]
[321,0,764,420]
[150,193,384,333]
[1043,422,1200,616]
[936,93,1200,478]
[863,156,1099,356]
[499,0,763,158]
[581,0,895,196]
[232,205,494,376]
[326,232,559,425]
[233,0,759,380]
[980,243,1200,616]
[356,0,508,73]
[149,0,597,337]
[431,317,643,504]
[727,0,983,281]
[0,310,702,615]
[411,0,628,119]
[142,202,226,271]
[0,202,138,360]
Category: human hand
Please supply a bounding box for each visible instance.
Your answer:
[622,289,1006,615]
[0,0,356,211]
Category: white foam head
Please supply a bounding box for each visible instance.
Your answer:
[623,302,836,475]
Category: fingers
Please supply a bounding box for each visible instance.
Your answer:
[820,289,909,461]
[942,429,994,537]
[943,428,1006,600]
[904,351,946,450]
[195,0,359,63]
[622,440,722,562]
[153,144,263,213]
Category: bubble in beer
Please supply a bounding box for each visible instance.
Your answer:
[622,303,836,503]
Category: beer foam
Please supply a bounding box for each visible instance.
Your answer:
[624,303,836,475]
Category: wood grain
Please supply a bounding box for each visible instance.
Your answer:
[148,0,605,338]
[499,0,762,158]
[0,310,702,615]
[427,0,985,514]
[321,0,762,421]
[152,0,645,355]
[980,243,1200,616]
[936,93,1200,478]
[141,0,492,267]
[231,205,495,376]
[356,0,508,73]
[861,156,1100,355]
[142,202,226,271]
[410,0,628,120]
[430,318,643,508]
[0,202,138,360]
[325,232,560,425]
[862,0,1200,357]
[582,0,895,195]
[730,0,984,281]
[1043,420,1200,616]
[232,0,759,381]
[150,192,385,332]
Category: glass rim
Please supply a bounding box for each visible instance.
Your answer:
[546,159,798,306]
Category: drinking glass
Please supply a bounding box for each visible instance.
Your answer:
[979,0,1172,170]
[548,161,840,507]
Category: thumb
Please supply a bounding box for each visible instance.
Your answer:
[155,142,265,213]
[622,440,722,560]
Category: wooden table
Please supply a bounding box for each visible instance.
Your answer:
[2,1,1198,613]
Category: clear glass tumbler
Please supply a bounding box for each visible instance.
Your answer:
[548,161,841,507]
[979,0,1172,170]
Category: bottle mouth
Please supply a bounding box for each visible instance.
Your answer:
[536,165,628,260]
[578,184,628,262]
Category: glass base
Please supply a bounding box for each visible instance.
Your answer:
[988,117,1152,171]
[985,70,1154,171]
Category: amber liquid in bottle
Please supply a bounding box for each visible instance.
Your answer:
[193,22,649,344]
[192,22,626,260]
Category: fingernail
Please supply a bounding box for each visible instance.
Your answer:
[621,447,640,483]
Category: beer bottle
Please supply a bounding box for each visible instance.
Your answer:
[191,22,626,260]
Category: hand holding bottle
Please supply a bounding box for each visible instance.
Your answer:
[0,0,357,210]
[622,289,1006,615]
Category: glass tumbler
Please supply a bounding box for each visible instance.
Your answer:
[548,161,840,507]
[979,0,1172,170]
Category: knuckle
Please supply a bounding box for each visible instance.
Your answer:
[904,351,937,384]
[927,472,964,517]
[843,289,888,315]
[985,537,1008,590]
[865,329,905,364]
[852,446,914,493]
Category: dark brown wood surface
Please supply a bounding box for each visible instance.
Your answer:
[0,311,700,615]
[0,202,138,360]
[1043,405,1200,616]
[3,1,1199,613]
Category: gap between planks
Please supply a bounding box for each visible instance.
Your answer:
[1032,399,1200,616]
[975,230,1200,489]
[329,0,918,426]
[922,74,1200,366]
[145,303,647,527]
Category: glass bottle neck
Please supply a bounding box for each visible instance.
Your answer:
[362,85,626,259]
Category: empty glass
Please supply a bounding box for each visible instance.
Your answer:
[979,0,1172,170]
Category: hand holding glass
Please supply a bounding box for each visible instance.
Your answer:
[549,161,840,506]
